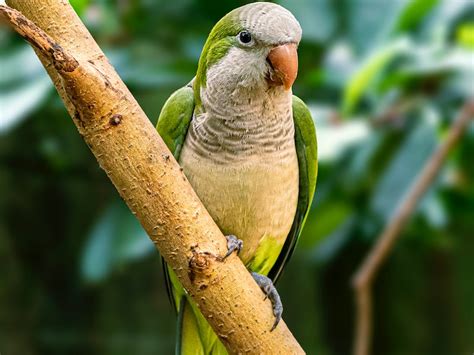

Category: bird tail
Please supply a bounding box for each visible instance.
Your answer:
[176,297,228,355]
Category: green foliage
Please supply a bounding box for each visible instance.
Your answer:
[394,0,439,33]
[81,200,155,283]
[370,108,438,223]
[0,46,52,133]
[280,0,336,43]
[456,22,474,49]
[70,0,91,16]
[1,1,473,354]
[342,39,409,116]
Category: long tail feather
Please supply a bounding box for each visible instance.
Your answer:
[177,296,205,355]
[177,296,228,355]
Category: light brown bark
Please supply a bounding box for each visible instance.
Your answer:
[0,2,305,354]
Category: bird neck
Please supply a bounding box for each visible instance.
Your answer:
[186,81,295,164]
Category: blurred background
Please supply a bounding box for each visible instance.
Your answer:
[0,0,473,354]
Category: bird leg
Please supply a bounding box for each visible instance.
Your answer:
[220,237,282,330]
[251,272,283,331]
[222,234,243,260]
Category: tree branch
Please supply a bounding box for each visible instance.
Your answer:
[351,100,474,355]
[0,2,304,354]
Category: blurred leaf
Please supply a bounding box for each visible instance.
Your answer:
[346,0,408,54]
[444,0,474,43]
[418,188,448,228]
[314,115,371,163]
[456,23,474,49]
[370,106,439,223]
[394,0,439,33]
[0,45,45,86]
[342,38,410,116]
[83,2,121,35]
[70,0,90,16]
[377,47,474,97]
[323,41,357,87]
[300,201,352,250]
[0,76,52,134]
[106,46,191,89]
[343,132,386,185]
[0,45,51,134]
[312,216,355,263]
[81,201,155,283]
[279,0,336,43]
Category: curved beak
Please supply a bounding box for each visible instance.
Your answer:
[267,43,298,90]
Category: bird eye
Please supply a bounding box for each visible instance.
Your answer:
[238,31,252,44]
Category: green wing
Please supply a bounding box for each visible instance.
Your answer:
[156,82,195,160]
[157,91,316,354]
[157,83,230,354]
[156,83,195,312]
[268,95,318,282]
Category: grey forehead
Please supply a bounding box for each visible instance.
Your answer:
[238,3,302,45]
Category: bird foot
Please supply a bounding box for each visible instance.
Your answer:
[251,272,283,331]
[222,234,243,260]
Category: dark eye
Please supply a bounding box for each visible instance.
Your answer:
[239,31,252,44]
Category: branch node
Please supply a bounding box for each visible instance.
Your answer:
[188,247,218,289]
[0,5,79,72]
[109,114,123,126]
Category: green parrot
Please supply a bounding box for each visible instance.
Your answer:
[156,2,317,354]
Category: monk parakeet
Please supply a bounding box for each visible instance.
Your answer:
[156,2,317,354]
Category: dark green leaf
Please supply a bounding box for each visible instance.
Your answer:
[394,0,439,33]
[81,201,155,283]
[370,107,439,222]
[342,39,410,116]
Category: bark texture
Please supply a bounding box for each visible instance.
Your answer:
[1,2,305,354]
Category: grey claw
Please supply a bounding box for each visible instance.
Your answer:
[251,272,283,331]
[223,234,243,260]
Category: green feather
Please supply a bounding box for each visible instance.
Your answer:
[247,234,283,275]
[268,95,318,282]
[194,11,243,105]
[157,84,229,354]
[177,297,204,355]
[156,84,195,159]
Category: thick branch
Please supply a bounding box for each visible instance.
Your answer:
[352,101,474,355]
[1,2,304,354]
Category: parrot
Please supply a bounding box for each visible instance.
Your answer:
[155,2,317,354]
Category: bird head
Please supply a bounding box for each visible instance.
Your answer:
[194,2,302,104]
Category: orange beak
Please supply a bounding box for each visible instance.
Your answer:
[267,43,298,90]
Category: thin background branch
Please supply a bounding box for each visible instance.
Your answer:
[352,100,474,355]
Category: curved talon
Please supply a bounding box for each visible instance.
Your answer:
[271,297,283,331]
[223,234,243,260]
[251,272,283,331]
